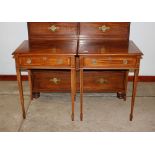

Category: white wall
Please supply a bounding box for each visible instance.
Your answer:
[0,22,155,75]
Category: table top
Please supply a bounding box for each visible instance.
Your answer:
[78,40,143,56]
[12,40,143,56]
[12,40,77,56]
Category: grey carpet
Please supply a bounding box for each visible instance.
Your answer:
[0,81,155,131]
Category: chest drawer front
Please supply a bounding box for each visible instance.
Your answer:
[82,70,126,92]
[32,70,71,92]
[18,56,71,68]
[31,70,127,93]
[28,22,78,40]
[80,22,130,40]
[82,56,137,68]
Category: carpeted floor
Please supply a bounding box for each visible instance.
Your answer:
[0,81,155,132]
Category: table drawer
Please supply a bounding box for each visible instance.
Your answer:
[82,56,137,68]
[80,22,129,40]
[18,56,71,68]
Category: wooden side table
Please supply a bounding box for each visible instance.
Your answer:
[79,41,143,121]
[12,41,76,121]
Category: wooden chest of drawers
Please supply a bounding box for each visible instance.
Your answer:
[29,22,130,100]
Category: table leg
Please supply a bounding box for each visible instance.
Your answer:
[130,69,139,121]
[80,69,83,121]
[16,68,26,119]
[74,68,76,101]
[71,69,75,121]
[28,70,33,101]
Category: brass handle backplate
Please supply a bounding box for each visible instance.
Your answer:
[26,58,32,64]
[56,59,63,65]
[48,25,59,32]
[92,59,97,65]
[49,77,61,84]
[99,25,110,32]
[97,78,108,84]
[123,59,128,64]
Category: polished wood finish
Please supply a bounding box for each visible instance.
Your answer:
[13,40,76,120]
[79,40,143,121]
[16,68,26,119]
[28,22,78,43]
[12,22,143,121]
[80,69,83,121]
[79,22,130,40]
[130,69,139,121]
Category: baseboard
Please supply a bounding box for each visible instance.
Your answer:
[128,76,155,82]
[0,75,155,82]
[0,75,28,81]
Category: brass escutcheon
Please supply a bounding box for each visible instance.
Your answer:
[123,59,128,64]
[48,25,59,32]
[92,59,97,65]
[49,77,61,84]
[97,78,108,84]
[26,58,32,64]
[99,25,110,32]
[56,59,63,65]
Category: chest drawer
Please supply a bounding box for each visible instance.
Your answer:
[82,56,137,69]
[32,70,71,92]
[18,55,72,68]
[31,70,127,93]
[28,22,78,40]
[80,22,130,40]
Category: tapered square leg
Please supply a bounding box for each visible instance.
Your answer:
[28,70,33,101]
[80,69,83,121]
[71,69,76,121]
[130,69,139,121]
[16,68,26,119]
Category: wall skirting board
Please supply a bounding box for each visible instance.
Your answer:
[0,75,155,82]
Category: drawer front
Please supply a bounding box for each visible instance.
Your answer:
[82,70,126,92]
[18,56,71,68]
[82,56,137,68]
[80,22,130,40]
[32,70,71,92]
[28,22,78,40]
[31,70,127,93]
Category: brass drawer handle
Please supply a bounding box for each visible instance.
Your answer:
[48,25,59,32]
[99,25,110,32]
[97,78,108,84]
[56,59,63,65]
[123,59,128,64]
[43,57,47,61]
[26,58,32,64]
[49,77,61,84]
[92,59,97,65]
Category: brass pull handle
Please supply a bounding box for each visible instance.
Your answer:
[49,77,61,84]
[92,59,97,65]
[97,78,108,84]
[43,57,47,61]
[26,58,32,64]
[56,59,63,65]
[123,59,128,64]
[99,25,110,32]
[48,25,59,32]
